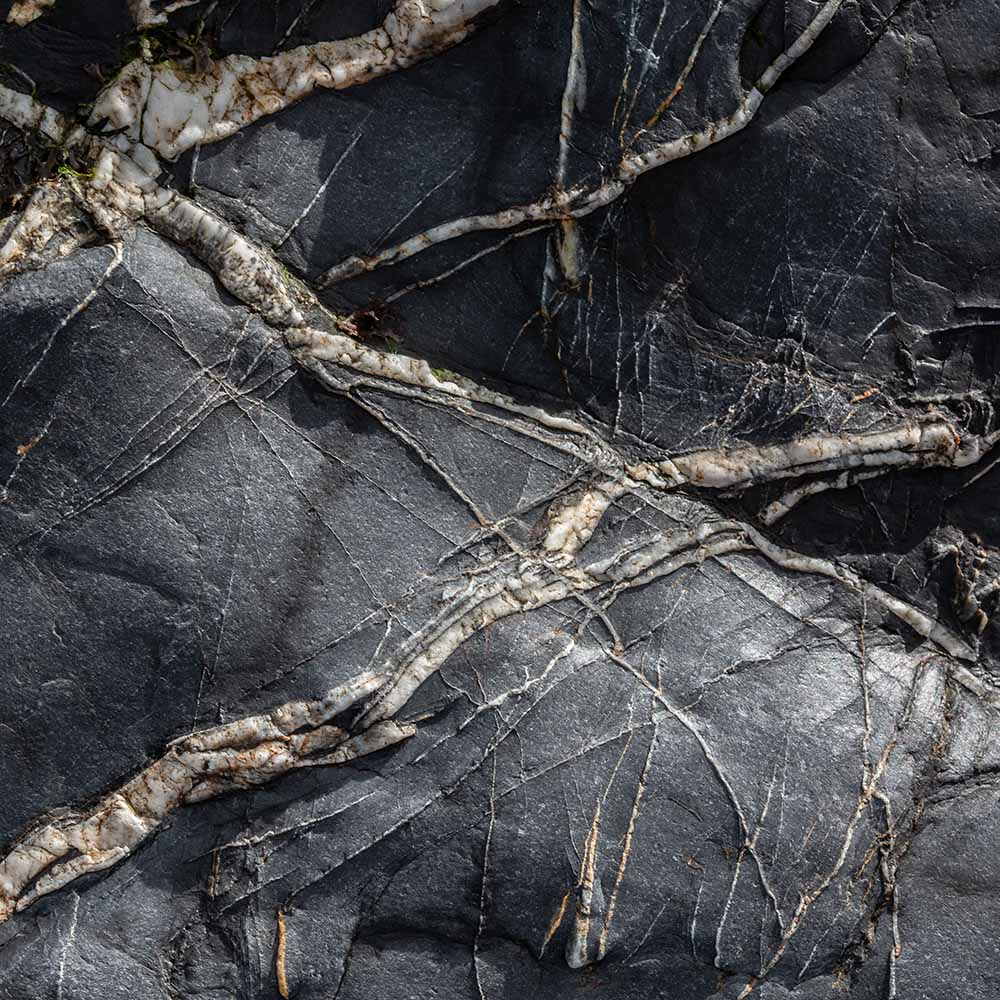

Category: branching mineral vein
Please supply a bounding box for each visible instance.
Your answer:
[0,3,996,981]
[0,447,981,922]
[317,0,846,286]
[0,671,412,922]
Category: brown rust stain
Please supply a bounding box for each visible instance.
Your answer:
[275,909,289,999]
[15,434,41,456]
[646,78,686,130]
[541,889,571,954]
[850,387,877,404]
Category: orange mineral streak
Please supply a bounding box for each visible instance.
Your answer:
[276,910,289,999]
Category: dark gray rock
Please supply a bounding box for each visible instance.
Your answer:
[1,1,998,998]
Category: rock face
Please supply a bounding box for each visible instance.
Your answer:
[1,1,999,997]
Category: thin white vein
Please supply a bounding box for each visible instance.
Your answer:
[473,751,498,1000]
[1,242,123,409]
[55,892,79,1000]
[639,0,728,135]
[276,121,369,247]
[557,0,586,188]
[318,0,846,286]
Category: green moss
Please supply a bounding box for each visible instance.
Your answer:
[56,163,94,180]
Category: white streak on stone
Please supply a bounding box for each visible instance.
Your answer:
[667,420,989,490]
[760,469,888,524]
[127,0,201,27]
[319,0,846,284]
[1,241,123,408]
[0,82,73,142]
[0,181,82,277]
[6,0,55,26]
[285,327,592,436]
[0,671,408,922]
[741,524,977,662]
[556,0,587,187]
[90,0,501,162]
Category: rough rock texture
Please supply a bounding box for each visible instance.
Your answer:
[1,1,999,998]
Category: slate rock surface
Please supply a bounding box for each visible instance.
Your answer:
[1,1,999,998]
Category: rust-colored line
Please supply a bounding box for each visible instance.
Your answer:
[15,434,41,456]
[598,737,654,958]
[646,80,684,129]
[276,910,289,999]
[541,890,571,954]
